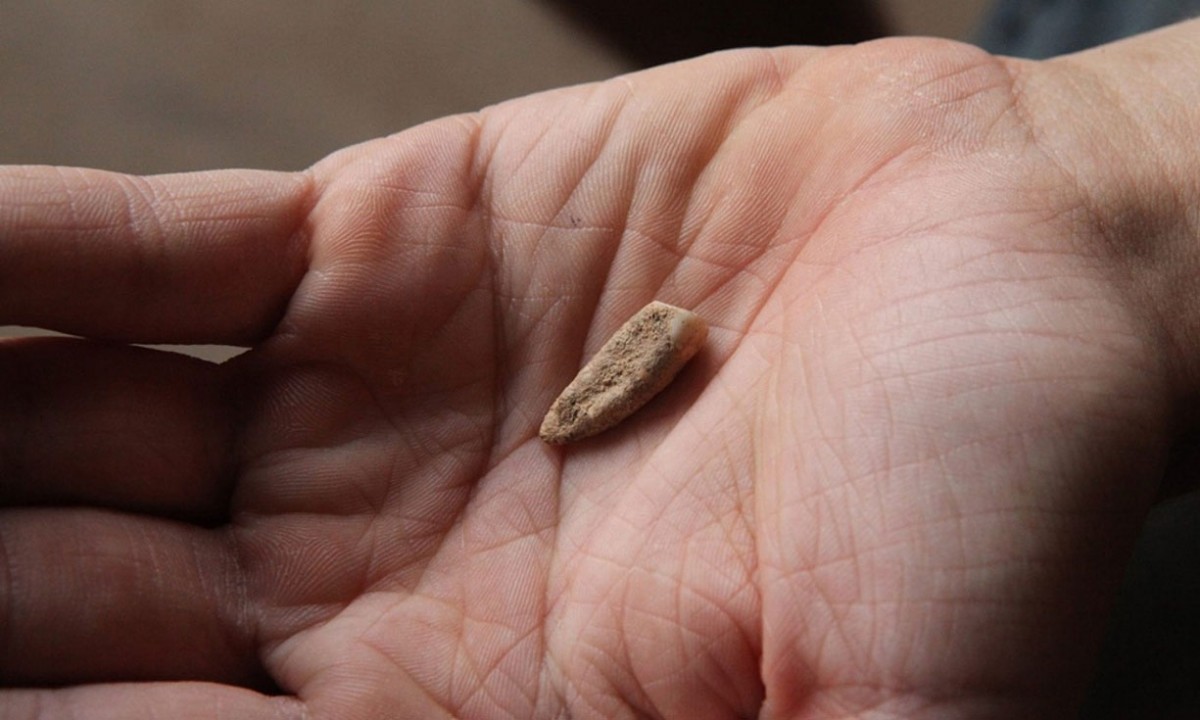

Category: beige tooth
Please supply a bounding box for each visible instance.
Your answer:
[539,301,708,445]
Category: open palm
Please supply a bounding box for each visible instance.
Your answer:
[2,35,1189,719]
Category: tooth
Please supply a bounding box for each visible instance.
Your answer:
[539,301,708,444]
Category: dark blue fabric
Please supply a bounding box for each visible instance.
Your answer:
[976,0,1200,58]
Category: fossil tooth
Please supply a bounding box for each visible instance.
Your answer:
[539,301,708,444]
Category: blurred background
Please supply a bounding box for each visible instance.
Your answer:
[2,2,1198,717]
[0,0,987,173]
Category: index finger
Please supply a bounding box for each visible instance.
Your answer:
[0,165,312,345]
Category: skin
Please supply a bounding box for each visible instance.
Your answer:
[1,19,1199,720]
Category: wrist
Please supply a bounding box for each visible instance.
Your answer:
[1012,20,1200,400]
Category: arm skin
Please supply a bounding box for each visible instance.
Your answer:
[1,19,1199,720]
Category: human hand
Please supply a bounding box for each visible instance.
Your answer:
[3,21,1198,719]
